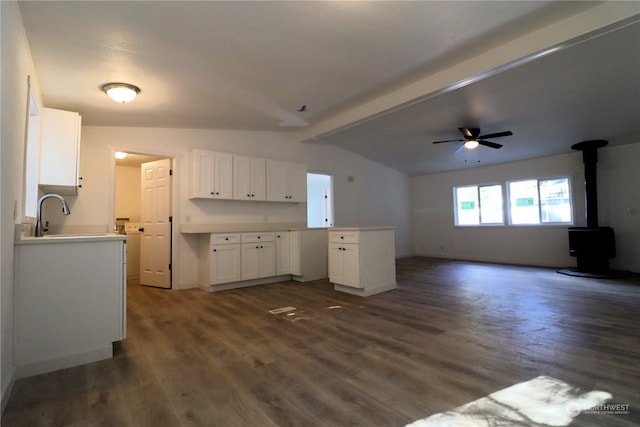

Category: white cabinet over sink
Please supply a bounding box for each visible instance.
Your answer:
[40,107,82,195]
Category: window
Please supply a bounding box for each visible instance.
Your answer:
[454,184,504,226]
[23,77,41,219]
[508,177,572,225]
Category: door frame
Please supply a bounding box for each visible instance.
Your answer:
[108,148,180,289]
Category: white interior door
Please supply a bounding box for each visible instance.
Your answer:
[140,159,172,288]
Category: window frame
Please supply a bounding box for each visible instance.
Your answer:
[506,176,574,226]
[453,175,574,228]
[453,183,505,227]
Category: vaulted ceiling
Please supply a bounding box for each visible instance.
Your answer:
[18,1,640,175]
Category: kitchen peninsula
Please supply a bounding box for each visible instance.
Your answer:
[328,227,396,297]
[14,233,127,378]
[183,224,398,297]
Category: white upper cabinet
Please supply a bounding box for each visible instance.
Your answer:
[233,156,266,201]
[189,149,233,199]
[266,160,307,203]
[189,150,305,203]
[39,108,82,195]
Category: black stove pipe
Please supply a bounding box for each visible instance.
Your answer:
[571,140,607,226]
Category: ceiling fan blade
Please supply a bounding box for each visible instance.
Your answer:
[478,130,512,139]
[478,140,503,149]
[433,138,463,144]
[454,144,466,154]
[459,127,480,139]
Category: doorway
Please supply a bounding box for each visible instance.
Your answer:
[115,152,173,288]
[307,172,333,228]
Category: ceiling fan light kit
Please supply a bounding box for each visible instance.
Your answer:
[464,140,479,149]
[433,127,513,153]
[101,82,140,103]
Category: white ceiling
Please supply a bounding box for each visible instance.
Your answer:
[18,1,640,175]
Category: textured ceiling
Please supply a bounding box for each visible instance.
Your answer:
[18,1,640,175]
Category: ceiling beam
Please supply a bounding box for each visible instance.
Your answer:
[295,2,640,143]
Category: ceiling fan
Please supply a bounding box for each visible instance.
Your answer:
[433,127,513,154]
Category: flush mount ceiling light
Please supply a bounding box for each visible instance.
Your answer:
[114,151,128,159]
[101,83,140,103]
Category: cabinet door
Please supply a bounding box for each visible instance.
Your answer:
[251,158,266,201]
[40,107,81,195]
[190,149,214,198]
[234,156,253,200]
[241,244,261,280]
[266,160,307,202]
[259,241,276,278]
[328,243,344,284]
[266,160,288,201]
[213,153,234,199]
[235,156,267,200]
[275,232,291,275]
[288,163,307,202]
[211,244,241,284]
[342,245,362,288]
[289,231,301,276]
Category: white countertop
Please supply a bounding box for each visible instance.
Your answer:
[180,223,312,234]
[181,224,395,234]
[16,233,127,245]
[330,226,396,231]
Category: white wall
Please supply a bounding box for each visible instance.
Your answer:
[44,126,413,289]
[412,143,640,272]
[0,0,43,411]
[115,165,141,222]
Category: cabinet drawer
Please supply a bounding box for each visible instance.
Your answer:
[211,233,241,245]
[329,232,359,244]
[241,232,275,243]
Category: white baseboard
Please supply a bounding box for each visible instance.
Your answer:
[1,369,16,415]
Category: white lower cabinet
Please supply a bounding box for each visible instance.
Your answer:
[211,244,242,284]
[329,242,360,288]
[241,239,276,280]
[199,233,241,285]
[275,231,291,275]
[328,227,396,297]
[198,228,328,290]
[15,237,126,378]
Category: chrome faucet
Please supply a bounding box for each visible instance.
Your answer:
[35,193,71,237]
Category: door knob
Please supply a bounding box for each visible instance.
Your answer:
[138,227,145,232]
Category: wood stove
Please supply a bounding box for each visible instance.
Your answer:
[567,140,616,274]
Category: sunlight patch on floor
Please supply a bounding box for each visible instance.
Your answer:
[407,376,611,427]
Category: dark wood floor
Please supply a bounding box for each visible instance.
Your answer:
[3,257,639,426]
